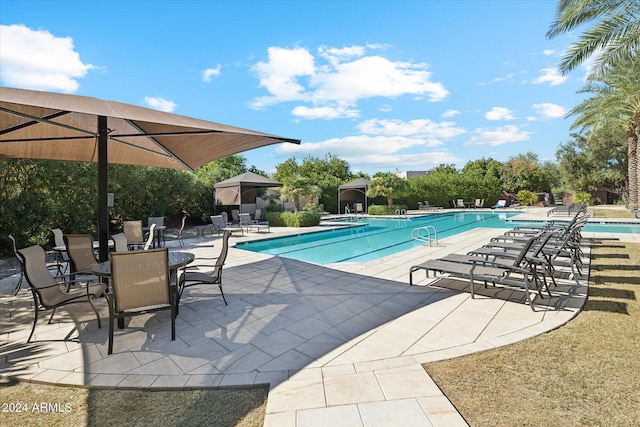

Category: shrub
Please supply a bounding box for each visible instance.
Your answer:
[266,211,321,227]
[367,204,408,215]
[516,190,538,206]
[573,191,594,205]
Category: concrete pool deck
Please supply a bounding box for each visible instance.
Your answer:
[1,207,638,426]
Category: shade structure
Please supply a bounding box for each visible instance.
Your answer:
[338,178,370,214]
[214,171,282,207]
[0,87,300,260]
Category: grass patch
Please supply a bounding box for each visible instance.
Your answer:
[0,378,268,427]
[424,242,640,426]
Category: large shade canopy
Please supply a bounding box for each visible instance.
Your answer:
[0,87,299,260]
[214,171,282,206]
[338,178,370,213]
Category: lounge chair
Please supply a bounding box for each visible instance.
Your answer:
[493,200,507,209]
[456,199,466,209]
[210,215,226,235]
[474,199,485,208]
[418,201,427,211]
[178,230,231,308]
[409,235,545,310]
[17,244,107,343]
[107,248,175,354]
[239,213,252,231]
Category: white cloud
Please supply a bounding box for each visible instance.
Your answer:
[464,125,531,147]
[443,109,460,118]
[275,117,464,171]
[485,107,515,121]
[250,44,449,117]
[292,105,359,119]
[276,135,462,169]
[542,49,556,56]
[202,65,221,82]
[532,102,566,118]
[532,67,567,86]
[358,118,465,142]
[0,24,95,92]
[144,96,177,112]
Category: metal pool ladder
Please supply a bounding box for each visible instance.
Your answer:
[411,225,438,246]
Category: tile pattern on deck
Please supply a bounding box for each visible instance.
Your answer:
[2,208,635,426]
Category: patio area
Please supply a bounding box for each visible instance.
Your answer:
[1,209,637,426]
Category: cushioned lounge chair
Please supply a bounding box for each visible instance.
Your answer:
[409,235,544,310]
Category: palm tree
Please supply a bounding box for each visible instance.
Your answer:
[568,56,640,209]
[546,0,640,76]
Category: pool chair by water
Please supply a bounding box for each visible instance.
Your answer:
[409,235,546,311]
[493,200,507,209]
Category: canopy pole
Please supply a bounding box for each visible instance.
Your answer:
[97,116,109,262]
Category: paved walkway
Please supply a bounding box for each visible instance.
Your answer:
[1,208,638,426]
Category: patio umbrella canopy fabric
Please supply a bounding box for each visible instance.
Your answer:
[214,171,283,206]
[0,87,299,260]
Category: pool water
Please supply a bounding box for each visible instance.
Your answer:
[236,212,639,265]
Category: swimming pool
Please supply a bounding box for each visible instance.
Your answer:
[235,212,639,264]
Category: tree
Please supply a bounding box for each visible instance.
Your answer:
[546,0,640,76]
[567,56,640,209]
[502,153,552,194]
[367,172,409,207]
[195,155,248,186]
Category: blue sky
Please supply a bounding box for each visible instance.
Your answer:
[0,0,590,176]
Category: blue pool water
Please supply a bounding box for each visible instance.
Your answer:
[235,212,639,264]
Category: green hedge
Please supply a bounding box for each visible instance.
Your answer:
[367,204,408,215]
[266,211,321,227]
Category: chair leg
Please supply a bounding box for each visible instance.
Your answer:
[107,295,115,355]
[218,282,228,305]
[27,307,39,343]
[88,296,102,329]
[47,307,57,324]
[13,271,24,296]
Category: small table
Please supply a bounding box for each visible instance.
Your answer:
[248,223,270,233]
[221,226,244,236]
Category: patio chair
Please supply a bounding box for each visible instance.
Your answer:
[355,203,364,213]
[253,208,263,222]
[147,216,165,246]
[474,199,484,208]
[165,214,187,247]
[239,213,252,231]
[221,211,230,226]
[231,209,240,224]
[143,223,157,250]
[110,233,129,252]
[178,230,231,308]
[409,235,544,310]
[51,228,70,273]
[456,199,465,208]
[17,244,106,343]
[210,215,225,235]
[64,234,99,291]
[107,248,175,354]
[123,220,145,249]
[493,200,507,209]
